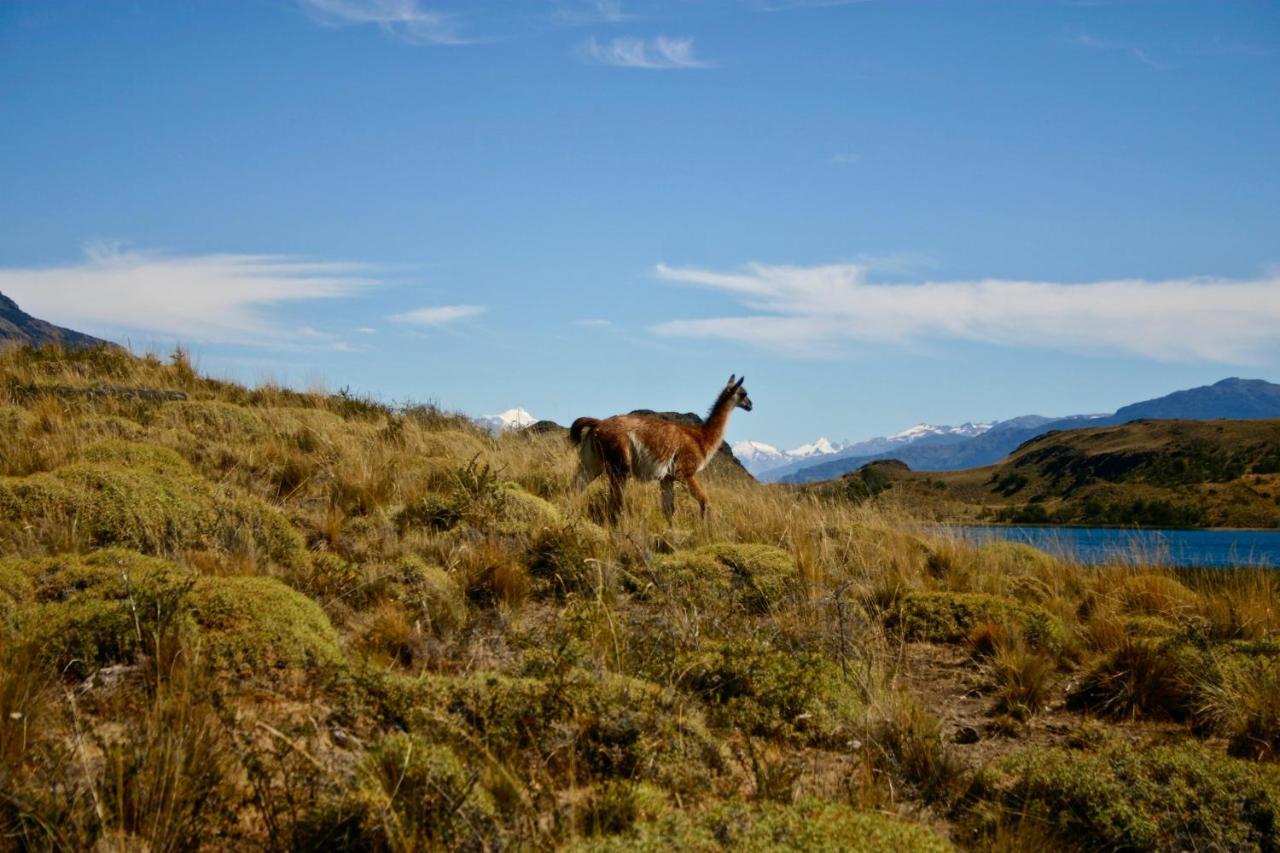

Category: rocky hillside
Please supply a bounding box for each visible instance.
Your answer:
[0,290,116,350]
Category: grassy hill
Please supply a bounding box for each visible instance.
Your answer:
[4,345,1280,850]
[822,419,1280,528]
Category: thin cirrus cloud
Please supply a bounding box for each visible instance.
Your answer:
[297,0,463,45]
[579,35,710,69]
[389,305,487,326]
[652,262,1280,364]
[0,245,379,349]
[1073,31,1165,69]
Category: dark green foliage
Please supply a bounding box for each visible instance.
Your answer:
[986,742,1280,851]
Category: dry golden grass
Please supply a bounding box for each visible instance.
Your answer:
[1,344,1278,850]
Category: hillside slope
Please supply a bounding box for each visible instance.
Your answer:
[784,378,1280,483]
[0,291,116,350]
[826,418,1280,528]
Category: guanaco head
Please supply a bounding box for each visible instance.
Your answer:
[725,374,753,412]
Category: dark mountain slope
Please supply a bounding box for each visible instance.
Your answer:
[0,291,116,350]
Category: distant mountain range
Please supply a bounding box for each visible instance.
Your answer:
[735,422,994,479]
[772,378,1280,484]
[827,417,1280,529]
[0,291,115,350]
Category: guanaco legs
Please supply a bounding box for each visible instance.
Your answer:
[569,375,753,524]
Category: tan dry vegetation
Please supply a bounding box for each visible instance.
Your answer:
[0,345,1279,851]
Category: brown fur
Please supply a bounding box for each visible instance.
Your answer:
[570,375,752,524]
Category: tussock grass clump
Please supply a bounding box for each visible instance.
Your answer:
[892,591,1070,656]
[300,733,500,850]
[570,797,954,852]
[978,741,1280,851]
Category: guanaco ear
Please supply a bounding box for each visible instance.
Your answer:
[726,373,737,387]
[734,376,746,390]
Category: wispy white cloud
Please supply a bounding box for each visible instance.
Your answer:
[356,326,379,334]
[1074,31,1165,69]
[554,0,631,24]
[390,304,486,326]
[831,152,861,165]
[652,262,1280,363]
[298,0,462,45]
[579,35,711,69]
[0,245,378,348]
[575,318,613,327]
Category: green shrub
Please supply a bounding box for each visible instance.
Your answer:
[375,670,725,795]
[654,543,799,614]
[0,441,304,564]
[984,742,1280,851]
[11,549,194,672]
[6,550,343,685]
[892,591,1069,655]
[188,575,345,681]
[495,482,562,533]
[677,637,859,744]
[570,798,953,852]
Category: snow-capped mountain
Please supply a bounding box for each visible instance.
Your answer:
[889,422,994,442]
[731,437,846,476]
[741,422,996,481]
[477,407,537,433]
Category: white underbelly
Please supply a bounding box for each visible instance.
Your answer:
[628,434,675,481]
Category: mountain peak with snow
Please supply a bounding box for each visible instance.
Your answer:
[478,407,537,433]
[889,422,994,442]
[788,437,838,457]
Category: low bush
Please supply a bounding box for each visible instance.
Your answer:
[980,741,1280,851]
[676,637,859,745]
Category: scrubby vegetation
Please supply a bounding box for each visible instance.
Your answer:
[1,344,1279,850]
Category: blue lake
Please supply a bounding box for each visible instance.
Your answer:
[950,526,1280,569]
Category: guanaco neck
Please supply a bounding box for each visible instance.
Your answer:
[700,390,737,456]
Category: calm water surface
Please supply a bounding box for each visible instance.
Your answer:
[951,526,1280,569]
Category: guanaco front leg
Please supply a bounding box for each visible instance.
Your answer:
[684,476,709,520]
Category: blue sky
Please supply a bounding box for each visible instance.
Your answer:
[1,0,1278,448]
